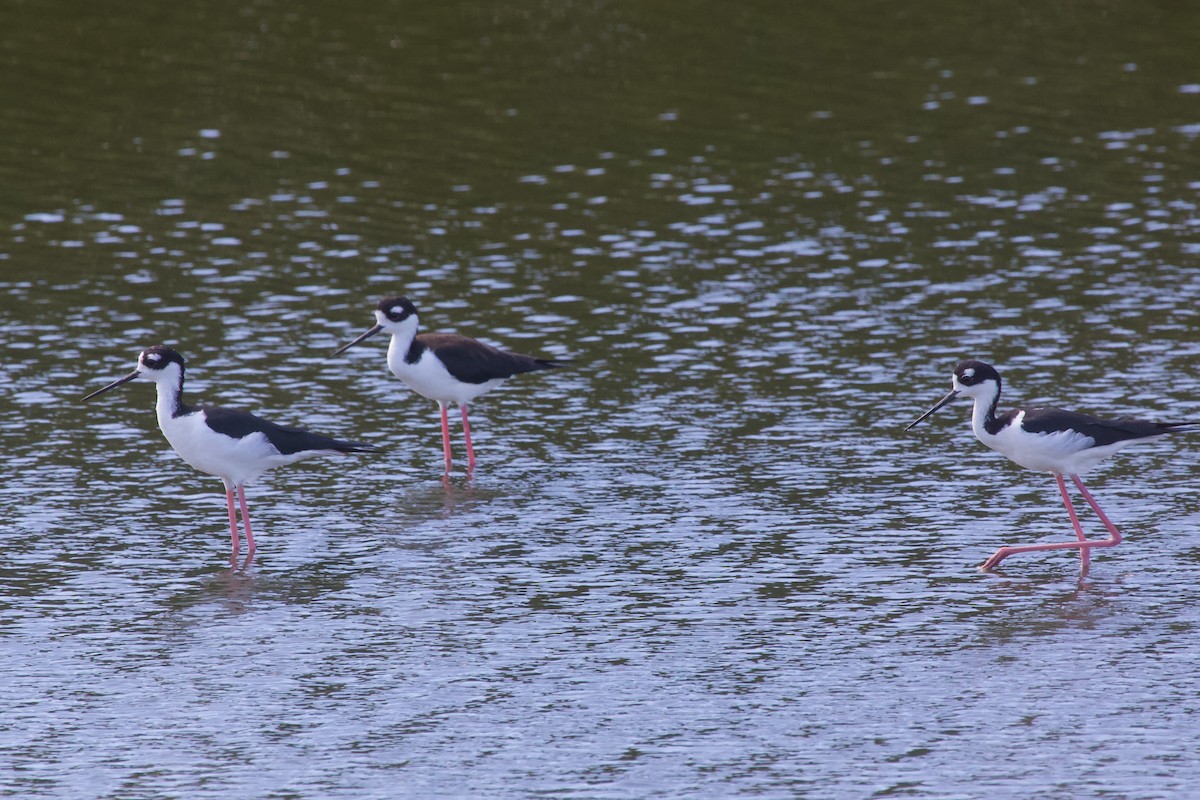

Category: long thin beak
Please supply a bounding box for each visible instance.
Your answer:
[82,370,140,402]
[905,389,959,431]
[332,324,383,356]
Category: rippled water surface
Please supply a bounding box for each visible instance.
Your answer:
[4,2,1200,798]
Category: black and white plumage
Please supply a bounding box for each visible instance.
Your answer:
[333,296,565,474]
[83,345,377,563]
[907,359,1200,573]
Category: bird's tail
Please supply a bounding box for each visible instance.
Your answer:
[331,439,383,454]
[1160,421,1200,433]
[513,356,571,374]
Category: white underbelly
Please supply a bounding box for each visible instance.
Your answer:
[157,411,322,486]
[980,424,1142,475]
[387,350,506,405]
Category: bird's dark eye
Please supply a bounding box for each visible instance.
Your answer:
[385,303,412,322]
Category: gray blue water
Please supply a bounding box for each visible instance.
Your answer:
[3,2,1200,797]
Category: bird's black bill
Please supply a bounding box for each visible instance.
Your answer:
[905,389,959,431]
[332,324,383,356]
[82,370,140,402]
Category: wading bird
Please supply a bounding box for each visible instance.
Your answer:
[334,296,565,474]
[83,345,378,564]
[907,359,1199,574]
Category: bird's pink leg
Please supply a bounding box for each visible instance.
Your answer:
[1071,475,1123,547]
[226,486,240,561]
[461,404,476,472]
[981,537,1096,571]
[980,473,1122,572]
[237,485,256,555]
[1057,473,1089,574]
[440,403,453,474]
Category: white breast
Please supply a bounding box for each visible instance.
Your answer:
[974,410,1146,475]
[155,408,327,487]
[386,338,505,405]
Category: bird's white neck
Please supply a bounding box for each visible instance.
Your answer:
[385,315,420,364]
[968,383,1003,442]
[153,368,188,423]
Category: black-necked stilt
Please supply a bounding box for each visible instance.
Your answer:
[83,345,378,563]
[333,296,565,474]
[906,359,1200,574]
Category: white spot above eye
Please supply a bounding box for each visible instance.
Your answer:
[144,352,161,362]
[962,367,975,378]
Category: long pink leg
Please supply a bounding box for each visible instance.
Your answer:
[439,403,453,473]
[237,485,256,555]
[1071,475,1123,547]
[1056,474,1089,574]
[461,404,476,471]
[980,473,1121,571]
[226,486,240,560]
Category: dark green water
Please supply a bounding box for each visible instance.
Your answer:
[3,2,1200,797]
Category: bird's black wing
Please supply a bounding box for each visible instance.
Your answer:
[1019,406,1187,447]
[416,334,565,385]
[201,406,378,455]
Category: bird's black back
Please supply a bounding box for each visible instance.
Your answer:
[202,406,378,455]
[1019,406,1200,447]
[411,333,566,385]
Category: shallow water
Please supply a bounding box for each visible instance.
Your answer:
[4,2,1200,798]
